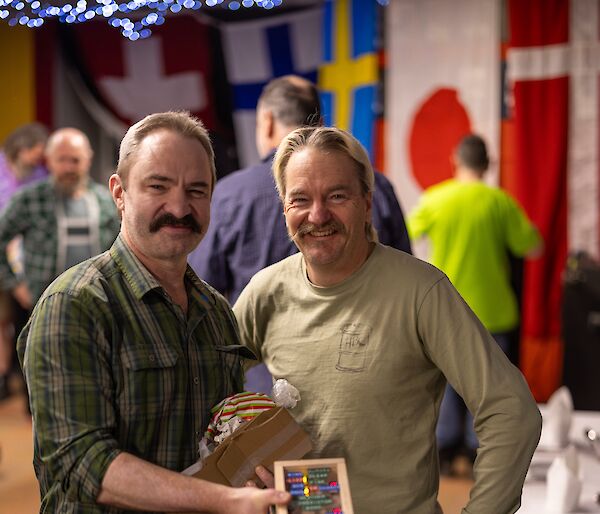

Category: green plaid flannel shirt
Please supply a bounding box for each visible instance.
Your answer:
[0,178,121,302]
[17,234,247,513]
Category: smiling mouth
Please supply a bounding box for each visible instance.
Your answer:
[306,227,336,237]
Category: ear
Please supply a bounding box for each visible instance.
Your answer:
[264,109,275,139]
[109,173,125,212]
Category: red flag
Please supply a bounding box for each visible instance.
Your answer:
[506,0,569,401]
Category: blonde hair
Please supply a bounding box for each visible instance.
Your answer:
[117,111,216,188]
[273,126,377,242]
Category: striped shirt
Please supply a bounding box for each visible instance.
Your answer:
[17,234,247,513]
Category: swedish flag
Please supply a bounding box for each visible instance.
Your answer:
[319,0,379,159]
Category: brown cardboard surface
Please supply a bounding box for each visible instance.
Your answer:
[177,407,312,514]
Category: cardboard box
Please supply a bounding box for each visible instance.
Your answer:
[181,407,312,495]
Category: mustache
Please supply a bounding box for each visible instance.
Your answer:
[149,213,201,233]
[290,221,342,241]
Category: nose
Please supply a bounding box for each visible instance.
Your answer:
[165,187,192,218]
[307,199,331,226]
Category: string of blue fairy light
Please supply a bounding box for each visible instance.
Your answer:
[0,0,389,40]
[0,0,284,39]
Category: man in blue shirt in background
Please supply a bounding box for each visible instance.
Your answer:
[188,75,411,393]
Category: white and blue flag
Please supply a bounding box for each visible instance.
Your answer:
[221,8,323,167]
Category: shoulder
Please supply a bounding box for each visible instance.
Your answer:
[424,179,456,197]
[193,274,232,312]
[88,181,113,199]
[241,253,302,295]
[39,250,116,305]
[368,245,448,300]
[7,178,53,205]
[377,244,444,279]
[373,170,400,193]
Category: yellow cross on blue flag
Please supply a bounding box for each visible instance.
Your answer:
[319,0,379,159]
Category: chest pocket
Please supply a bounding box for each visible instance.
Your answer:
[119,336,181,421]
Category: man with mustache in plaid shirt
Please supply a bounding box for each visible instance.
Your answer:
[18,112,290,514]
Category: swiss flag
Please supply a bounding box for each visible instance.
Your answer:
[68,17,218,129]
[505,0,600,401]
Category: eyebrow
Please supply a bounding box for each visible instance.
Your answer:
[144,174,210,188]
[287,184,353,196]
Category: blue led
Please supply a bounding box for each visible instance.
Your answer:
[2,0,288,38]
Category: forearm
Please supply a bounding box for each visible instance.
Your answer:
[98,452,291,514]
[97,452,229,512]
[0,206,26,288]
[464,379,542,513]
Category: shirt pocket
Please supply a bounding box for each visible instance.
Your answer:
[119,339,181,421]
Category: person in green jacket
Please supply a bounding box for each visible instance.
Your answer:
[408,134,543,471]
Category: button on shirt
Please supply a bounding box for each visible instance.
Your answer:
[17,234,245,514]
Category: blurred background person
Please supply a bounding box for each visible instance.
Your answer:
[0,128,120,407]
[188,75,412,394]
[0,122,48,400]
[407,134,543,473]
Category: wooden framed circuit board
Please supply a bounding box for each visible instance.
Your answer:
[274,458,354,514]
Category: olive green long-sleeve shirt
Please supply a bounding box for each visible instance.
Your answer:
[234,244,542,514]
